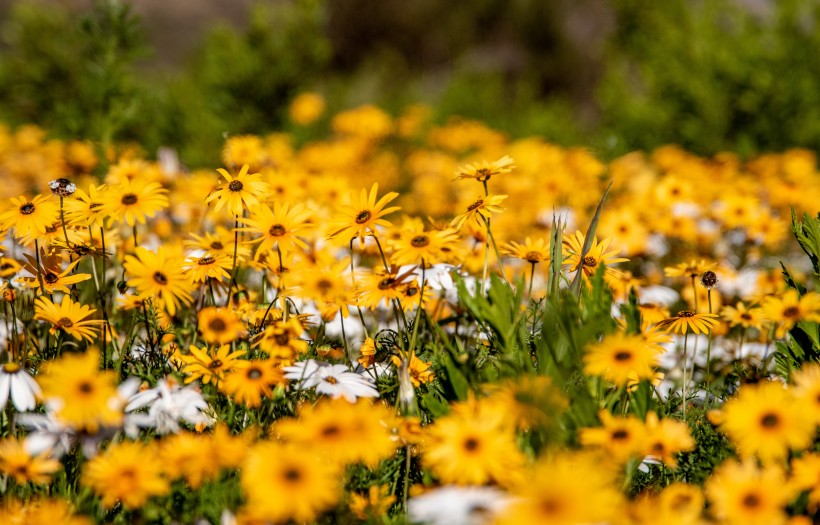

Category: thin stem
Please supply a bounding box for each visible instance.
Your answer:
[407,262,426,357]
[691,275,698,312]
[528,262,536,301]
[348,239,370,339]
[226,215,240,307]
[704,289,714,404]
[682,331,689,420]
[33,240,47,296]
[59,196,74,263]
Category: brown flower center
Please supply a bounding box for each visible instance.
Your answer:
[742,493,761,509]
[208,318,227,332]
[613,350,632,362]
[611,429,629,440]
[44,271,59,284]
[78,381,93,394]
[582,255,597,267]
[274,333,290,345]
[525,251,542,263]
[678,310,696,318]
[198,256,215,265]
[467,199,484,211]
[153,272,168,285]
[208,359,223,369]
[463,437,480,451]
[19,203,35,215]
[324,376,338,384]
[783,306,800,319]
[58,317,74,328]
[410,235,430,247]
[316,279,333,293]
[247,368,262,380]
[269,224,286,237]
[321,424,341,437]
[283,467,302,482]
[378,277,397,290]
[355,210,372,224]
[121,193,138,205]
[228,180,244,192]
[760,412,780,428]
[210,241,224,250]
[740,313,752,321]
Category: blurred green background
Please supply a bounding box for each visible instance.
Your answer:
[0,0,818,166]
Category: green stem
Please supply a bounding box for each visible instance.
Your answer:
[226,215,240,307]
[682,331,689,420]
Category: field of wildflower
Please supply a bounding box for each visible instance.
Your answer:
[1,101,820,524]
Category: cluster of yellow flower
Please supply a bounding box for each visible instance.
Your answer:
[0,98,819,523]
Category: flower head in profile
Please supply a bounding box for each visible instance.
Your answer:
[504,236,550,264]
[327,183,400,243]
[450,194,507,231]
[453,155,515,182]
[206,164,269,216]
[656,310,720,334]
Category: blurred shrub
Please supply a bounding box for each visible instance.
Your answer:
[0,0,148,153]
[597,0,820,157]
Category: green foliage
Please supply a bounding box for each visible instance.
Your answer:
[0,1,148,150]
[598,0,820,157]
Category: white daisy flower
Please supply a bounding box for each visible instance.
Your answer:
[0,362,40,411]
[408,485,510,525]
[125,377,211,436]
[284,359,379,402]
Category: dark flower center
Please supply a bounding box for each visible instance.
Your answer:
[410,235,430,247]
[378,277,397,290]
[783,306,800,319]
[611,429,629,440]
[355,210,372,224]
[247,368,262,380]
[58,317,74,328]
[283,467,302,482]
[78,381,93,394]
[274,333,290,345]
[208,318,227,332]
[121,193,138,205]
[467,199,484,211]
[316,279,333,293]
[153,272,168,285]
[228,180,244,192]
[582,255,597,267]
[742,493,761,509]
[321,424,341,437]
[269,224,286,237]
[209,359,223,369]
[678,310,696,318]
[463,437,480,451]
[210,241,224,250]
[700,271,718,288]
[19,203,35,215]
[324,376,338,384]
[613,350,632,362]
[44,271,59,284]
[740,313,752,320]
[198,256,215,265]
[525,251,542,263]
[760,412,780,428]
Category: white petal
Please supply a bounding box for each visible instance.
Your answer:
[10,374,36,411]
[0,374,10,409]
